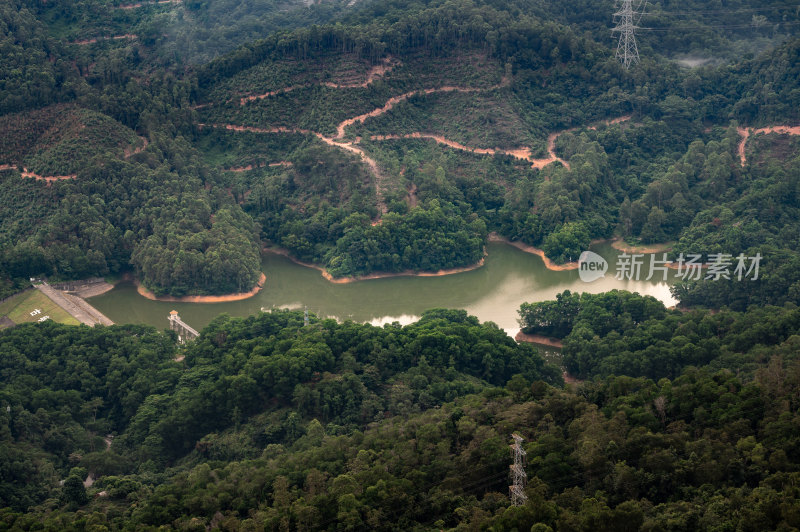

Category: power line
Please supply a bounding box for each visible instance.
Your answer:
[509,433,528,506]
[641,4,800,17]
[612,0,642,69]
[638,20,800,32]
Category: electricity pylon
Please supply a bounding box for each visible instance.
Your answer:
[612,0,641,69]
[509,433,527,506]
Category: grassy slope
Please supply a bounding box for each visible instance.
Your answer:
[0,289,80,326]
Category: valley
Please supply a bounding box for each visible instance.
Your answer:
[2,0,800,528]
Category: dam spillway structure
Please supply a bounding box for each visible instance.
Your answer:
[168,310,199,344]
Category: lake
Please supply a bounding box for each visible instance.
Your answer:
[89,242,677,336]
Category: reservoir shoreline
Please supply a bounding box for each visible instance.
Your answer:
[136,273,267,303]
[263,246,488,283]
[87,241,678,335]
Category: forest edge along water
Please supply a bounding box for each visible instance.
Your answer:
[88,241,678,338]
[136,273,267,303]
[265,246,489,284]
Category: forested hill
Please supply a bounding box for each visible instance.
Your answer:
[1,0,800,301]
[3,1,800,528]
[3,301,800,528]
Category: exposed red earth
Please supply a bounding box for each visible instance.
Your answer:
[238,57,398,105]
[737,125,800,165]
[118,0,181,9]
[69,34,137,45]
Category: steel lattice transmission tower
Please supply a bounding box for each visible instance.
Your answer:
[509,433,528,506]
[612,0,642,69]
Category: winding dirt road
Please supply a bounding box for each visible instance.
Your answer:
[199,122,389,212]
[199,107,631,214]
[334,77,510,139]
[2,164,75,183]
[118,0,181,9]
[223,161,292,172]
[367,115,633,170]
[737,125,800,166]
[240,57,398,105]
[69,34,137,46]
[199,79,636,217]
[21,168,76,183]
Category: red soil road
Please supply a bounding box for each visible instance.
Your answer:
[315,134,387,213]
[69,34,137,45]
[239,57,398,105]
[334,77,509,140]
[197,123,388,213]
[198,92,624,214]
[323,58,397,89]
[367,115,631,171]
[3,164,76,183]
[225,164,260,172]
[240,86,300,105]
[197,123,313,135]
[737,125,800,166]
[21,168,76,183]
[369,132,567,170]
[118,0,181,9]
[223,161,293,172]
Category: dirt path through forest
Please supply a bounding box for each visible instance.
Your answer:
[20,168,76,183]
[240,57,398,105]
[198,123,312,135]
[199,110,630,215]
[367,115,632,171]
[1,162,75,182]
[334,76,510,139]
[223,161,293,172]
[199,123,388,212]
[69,34,137,45]
[200,82,631,218]
[737,125,800,165]
[118,0,181,9]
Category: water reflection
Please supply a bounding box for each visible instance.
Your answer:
[90,242,677,336]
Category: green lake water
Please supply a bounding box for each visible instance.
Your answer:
[89,242,677,336]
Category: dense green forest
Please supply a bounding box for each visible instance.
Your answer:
[2,300,800,529]
[1,0,799,294]
[3,0,800,527]
[520,290,800,379]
